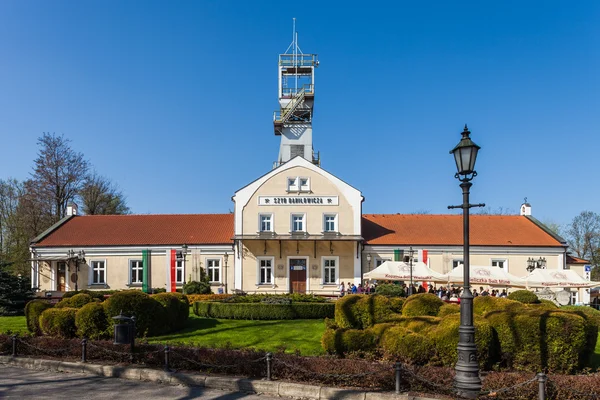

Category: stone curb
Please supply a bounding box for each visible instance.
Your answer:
[0,356,436,400]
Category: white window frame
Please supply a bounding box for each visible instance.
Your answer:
[257,257,274,285]
[89,260,107,285]
[287,177,299,192]
[206,258,221,283]
[322,256,339,285]
[299,177,310,192]
[291,213,306,233]
[323,213,338,233]
[491,259,507,269]
[176,259,185,284]
[129,259,144,285]
[259,213,274,232]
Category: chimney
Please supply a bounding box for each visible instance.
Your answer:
[66,203,78,216]
[520,198,531,216]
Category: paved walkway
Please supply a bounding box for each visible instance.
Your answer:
[0,364,280,400]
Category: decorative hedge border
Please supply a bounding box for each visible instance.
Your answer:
[193,301,334,320]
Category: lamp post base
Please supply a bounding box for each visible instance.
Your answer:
[454,291,482,399]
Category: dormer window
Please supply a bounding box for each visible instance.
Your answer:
[288,177,299,192]
[287,176,310,192]
[299,177,310,191]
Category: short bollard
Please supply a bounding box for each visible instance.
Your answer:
[164,345,170,371]
[11,335,17,357]
[266,352,273,381]
[81,338,87,363]
[395,362,401,394]
[537,373,547,400]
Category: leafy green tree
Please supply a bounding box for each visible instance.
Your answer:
[0,263,34,315]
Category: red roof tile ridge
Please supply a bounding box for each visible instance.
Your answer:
[362,214,522,218]
[74,213,233,217]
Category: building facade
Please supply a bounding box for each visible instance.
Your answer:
[28,31,593,304]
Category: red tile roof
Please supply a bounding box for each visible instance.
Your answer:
[33,214,234,247]
[362,214,565,247]
[566,255,589,264]
[33,213,564,248]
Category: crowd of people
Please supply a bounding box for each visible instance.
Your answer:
[338,280,509,302]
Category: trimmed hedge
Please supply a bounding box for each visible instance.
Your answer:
[103,290,167,337]
[186,294,232,304]
[401,293,444,317]
[437,303,460,317]
[559,305,600,365]
[221,293,330,304]
[484,309,587,373]
[55,293,96,308]
[431,313,495,369]
[62,290,118,301]
[508,290,539,304]
[193,301,334,320]
[152,292,190,331]
[374,283,405,297]
[473,295,522,315]
[335,295,397,329]
[25,300,53,335]
[385,315,440,334]
[39,307,78,338]
[75,302,108,339]
[380,326,435,364]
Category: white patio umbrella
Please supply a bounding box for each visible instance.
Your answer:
[522,269,600,289]
[363,261,447,282]
[444,264,527,287]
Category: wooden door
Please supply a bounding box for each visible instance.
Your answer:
[289,259,307,293]
[57,262,66,291]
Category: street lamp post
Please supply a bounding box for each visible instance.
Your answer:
[366,253,372,271]
[448,125,485,399]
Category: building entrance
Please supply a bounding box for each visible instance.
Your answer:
[57,262,66,291]
[289,258,307,293]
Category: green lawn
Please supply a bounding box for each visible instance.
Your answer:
[148,313,325,356]
[0,316,28,335]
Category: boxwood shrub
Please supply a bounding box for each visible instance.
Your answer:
[334,295,396,329]
[484,309,587,373]
[25,299,53,335]
[152,292,190,331]
[62,290,117,301]
[385,315,440,334]
[55,293,96,308]
[507,290,539,304]
[431,313,496,369]
[75,302,108,339]
[437,303,460,317]
[193,301,334,320]
[380,326,435,364]
[559,305,600,365]
[401,293,444,317]
[103,290,167,337]
[39,307,78,338]
[321,327,377,355]
[473,295,522,316]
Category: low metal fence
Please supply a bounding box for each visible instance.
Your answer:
[1,334,593,399]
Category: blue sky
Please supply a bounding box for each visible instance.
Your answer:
[0,1,598,227]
